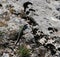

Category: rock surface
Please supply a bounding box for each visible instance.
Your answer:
[0,0,60,57]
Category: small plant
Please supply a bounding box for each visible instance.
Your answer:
[17,45,30,57]
[0,31,4,36]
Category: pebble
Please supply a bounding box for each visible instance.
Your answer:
[2,53,9,57]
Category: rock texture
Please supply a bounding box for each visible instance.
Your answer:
[0,0,60,57]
